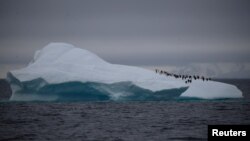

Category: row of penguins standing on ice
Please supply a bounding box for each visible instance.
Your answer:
[155,69,212,84]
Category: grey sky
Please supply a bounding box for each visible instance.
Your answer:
[0,0,250,78]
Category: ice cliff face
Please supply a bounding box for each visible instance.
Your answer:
[7,43,242,101]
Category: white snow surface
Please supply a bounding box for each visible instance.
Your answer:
[8,43,242,99]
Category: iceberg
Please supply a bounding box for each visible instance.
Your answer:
[7,43,242,101]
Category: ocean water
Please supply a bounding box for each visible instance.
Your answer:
[0,79,250,141]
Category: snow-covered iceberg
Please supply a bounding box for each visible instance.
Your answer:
[7,43,242,101]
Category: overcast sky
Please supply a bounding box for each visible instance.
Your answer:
[0,0,250,78]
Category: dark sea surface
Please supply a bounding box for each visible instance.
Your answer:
[0,79,250,141]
